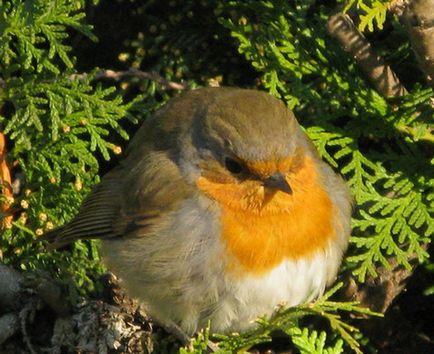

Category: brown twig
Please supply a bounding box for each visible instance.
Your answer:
[339,253,421,313]
[399,0,434,88]
[327,12,408,97]
[327,10,434,144]
[70,69,190,91]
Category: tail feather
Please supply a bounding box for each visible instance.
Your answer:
[39,225,73,250]
[39,171,124,250]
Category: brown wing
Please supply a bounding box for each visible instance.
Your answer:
[42,88,219,249]
[43,149,193,249]
[42,170,124,248]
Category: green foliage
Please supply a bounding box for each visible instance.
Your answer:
[358,1,388,32]
[343,0,389,32]
[179,326,212,354]
[0,0,96,74]
[0,0,142,294]
[114,0,255,88]
[288,328,344,354]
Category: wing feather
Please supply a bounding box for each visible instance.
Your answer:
[42,150,193,249]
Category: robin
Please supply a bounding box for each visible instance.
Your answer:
[44,87,352,335]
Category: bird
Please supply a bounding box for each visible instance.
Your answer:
[44,87,352,336]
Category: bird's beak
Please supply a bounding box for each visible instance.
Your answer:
[263,172,292,195]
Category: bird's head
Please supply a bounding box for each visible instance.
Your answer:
[170,88,317,214]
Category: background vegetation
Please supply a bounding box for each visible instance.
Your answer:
[0,0,432,353]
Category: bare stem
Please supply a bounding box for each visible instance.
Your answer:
[70,69,190,91]
[327,12,434,144]
[400,0,434,88]
[327,13,407,97]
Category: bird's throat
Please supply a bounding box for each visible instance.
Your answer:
[197,156,336,276]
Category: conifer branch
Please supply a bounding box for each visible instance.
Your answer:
[397,123,434,143]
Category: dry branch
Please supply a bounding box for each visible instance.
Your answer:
[70,69,190,91]
[400,0,434,87]
[327,12,407,97]
[339,255,419,313]
[0,267,153,353]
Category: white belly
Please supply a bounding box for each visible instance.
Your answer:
[207,245,342,333]
[101,197,345,334]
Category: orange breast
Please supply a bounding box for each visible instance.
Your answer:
[196,156,335,276]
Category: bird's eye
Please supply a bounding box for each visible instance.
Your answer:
[225,157,243,174]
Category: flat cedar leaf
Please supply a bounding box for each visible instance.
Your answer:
[358,1,388,33]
